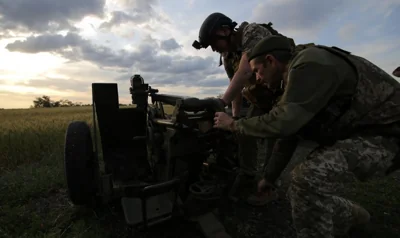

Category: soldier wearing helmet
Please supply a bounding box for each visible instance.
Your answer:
[193,13,295,205]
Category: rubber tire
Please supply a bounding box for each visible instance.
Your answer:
[64,121,100,206]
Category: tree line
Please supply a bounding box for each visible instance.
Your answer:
[31,95,131,108]
[31,95,90,108]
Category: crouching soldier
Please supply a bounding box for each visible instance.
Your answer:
[213,35,400,237]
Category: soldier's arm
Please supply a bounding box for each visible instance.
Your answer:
[221,53,253,105]
[231,93,242,117]
[263,137,299,184]
[233,62,345,138]
[223,55,243,117]
[221,24,272,105]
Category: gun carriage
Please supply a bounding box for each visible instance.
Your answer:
[64,75,241,236]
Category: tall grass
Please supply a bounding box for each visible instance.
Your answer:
[0,107,93,173]
[0,105,174,173]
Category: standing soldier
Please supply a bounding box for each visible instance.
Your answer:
[193,12,295,205]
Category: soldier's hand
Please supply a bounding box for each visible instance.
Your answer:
[213,112,234,131]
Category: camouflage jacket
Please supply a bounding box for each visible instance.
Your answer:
[301,45,400,143]
[221,21,290,110]
[235,44,400,146]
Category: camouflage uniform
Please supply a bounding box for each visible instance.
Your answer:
[221,22,275,182]
[235,37,400,237]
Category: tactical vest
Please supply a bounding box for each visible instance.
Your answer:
[221,22,292,111]
[295,45,400,145]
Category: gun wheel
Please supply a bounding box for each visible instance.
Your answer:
[64,121,100,206]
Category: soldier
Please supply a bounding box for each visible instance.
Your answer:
[393,66,400,77]
[192,12,295,205]
[220,49,281,206]
[213,35,400,237]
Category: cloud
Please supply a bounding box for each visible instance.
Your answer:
[250,0,348,38]
[0,11,227,109]
[99,11,150,29]
[0,0,105,34]
[0,87,92,108]
[5,32,83,53]
[1,0,399,109]
[360,0,400,18]
[99,0,170,31]
[5,32,226,88]
[118,0,157,12]
[160,38,182,52]
[21,78,91,93]
[338,24,357,42]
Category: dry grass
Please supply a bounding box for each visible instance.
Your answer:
[0,106,399,237]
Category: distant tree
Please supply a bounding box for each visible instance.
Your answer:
[52,101,61,107]
[32,96,88,108]
[58,99,74,107]
[33,95,52,108]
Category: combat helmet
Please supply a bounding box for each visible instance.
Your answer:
[192,12,237,50]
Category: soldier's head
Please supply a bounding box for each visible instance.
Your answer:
[393,67,400,77]
[248,35,293,90]
[192,12,238,53]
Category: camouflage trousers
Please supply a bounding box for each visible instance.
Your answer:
[237,104,274,177]
[287,135,400,238]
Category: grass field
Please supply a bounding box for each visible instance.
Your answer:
[0,106,399,237]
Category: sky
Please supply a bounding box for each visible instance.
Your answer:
[0,0,399,109]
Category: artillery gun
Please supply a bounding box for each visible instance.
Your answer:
[63,75,241,236]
